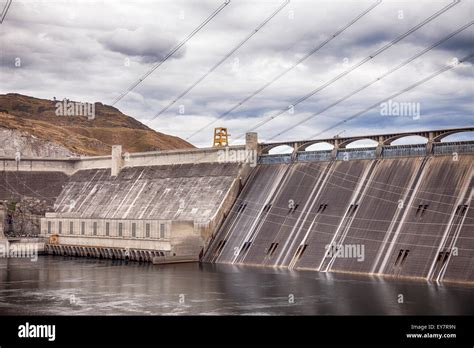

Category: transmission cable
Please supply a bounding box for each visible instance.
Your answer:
[150,0,290,121]
[184,0,383,140]
[263,21,473,141]
[233,0,460,139]
[308,52,474,139]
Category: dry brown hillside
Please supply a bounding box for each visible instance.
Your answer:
[0,93,194,156]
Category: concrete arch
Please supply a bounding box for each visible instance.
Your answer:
[338,136,380,148]
[345,139,379,149]
[299,141,335,151]
[384,134,429,145]
[390,135,428,145]
[439,130,474,142]
[260,143,294,155]
[267,144,294,155]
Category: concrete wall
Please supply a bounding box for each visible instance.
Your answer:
[0,158,77,174]
[40,217,172,261]
[39,162,249,259]
[0,171,69,205]
[0,145,248,174]
[170,220,201,256]
[50,163,242,221]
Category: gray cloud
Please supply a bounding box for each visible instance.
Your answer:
[99,27,184,63]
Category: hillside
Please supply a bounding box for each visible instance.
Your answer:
[0,93,194,156]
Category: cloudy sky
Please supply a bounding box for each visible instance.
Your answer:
[0,0,473,149]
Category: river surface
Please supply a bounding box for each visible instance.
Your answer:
[0,256,472,315]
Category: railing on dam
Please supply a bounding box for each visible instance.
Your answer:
[297,150,332,162]
[433,141,474,155]
[336,147,377,161]
[382,144,427,158]
[257,141,474,164]
[259,154,292,164]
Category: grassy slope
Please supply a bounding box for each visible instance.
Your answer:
[0,93,194,156]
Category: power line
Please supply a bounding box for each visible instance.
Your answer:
[0,0,12,24]
[232,0,460,140]
[150,0,290,121]
[265,21,473,141]
[184,0,383,140]
[111,0,231,106]
[308,52,474,139]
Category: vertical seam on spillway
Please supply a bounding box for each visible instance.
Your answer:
[204,165,261,262]
[230,164,290,264]
[376,157,431,275]
[287,162,335,269]
[239,164,295,264]
[320,161,377,272]
[427,168,473,280]
[326,160,379,272]
[277,162,332,267]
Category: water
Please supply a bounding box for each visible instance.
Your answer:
[0,256,473,315]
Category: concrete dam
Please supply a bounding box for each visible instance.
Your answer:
[0,128,473,284]
[203,155,473,284]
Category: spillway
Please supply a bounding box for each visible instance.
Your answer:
[203,153,473,284]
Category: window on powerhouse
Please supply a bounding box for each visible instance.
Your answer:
[47,220,167,239]
[160,223,166,239]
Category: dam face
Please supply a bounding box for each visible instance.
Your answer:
[203,153,473,284]
[0,128,473,284]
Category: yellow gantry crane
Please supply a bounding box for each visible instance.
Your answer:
[213,127,230,147]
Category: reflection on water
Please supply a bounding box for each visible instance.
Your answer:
[0,256,472,315]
